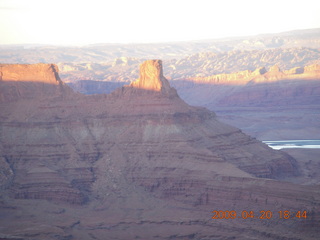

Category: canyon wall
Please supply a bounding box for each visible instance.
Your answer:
[184,64,320,84]
[0,63,73,102]
[0,61,319,239]
[0,63,61,84]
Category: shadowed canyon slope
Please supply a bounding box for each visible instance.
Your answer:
[173,64,320,106]
[66,62,320,140]
[1,29,319,141]
[0,61,320,240]
[68,63,320,106]
[171,64,320,140]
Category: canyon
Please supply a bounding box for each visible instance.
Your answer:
[0,61,320,239]
[66,63,320,141]
[56,47,320,83]
[1,29,319,142]
[171,63,320,139]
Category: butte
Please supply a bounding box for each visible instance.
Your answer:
[0,60,319,240]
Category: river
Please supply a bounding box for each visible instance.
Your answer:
[263,140,320,150]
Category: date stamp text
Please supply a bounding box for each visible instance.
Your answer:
[211,210,307,220]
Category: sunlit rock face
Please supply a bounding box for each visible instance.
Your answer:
[0,63,61,83]
[129,59,177,97]
[184,64,320,84]
[131,60,168,91]
[0,63,73,102]
[0,61,319,240]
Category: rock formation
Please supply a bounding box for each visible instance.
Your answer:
[170,63,320,111]
[0,63,61,83]
[129,60,174,95]
[170,63,320,140]
[0,63,72,102]
[0,61,319,240]
[185,64,320,84]
[36,47,316,85]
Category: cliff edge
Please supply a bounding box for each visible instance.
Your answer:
[0,63,72,102]
[0,63,61,84]
[186,64,320,84]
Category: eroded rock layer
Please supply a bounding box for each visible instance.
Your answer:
[0,63,72,102]
[0,63,61,83]
[185,64,320,84]
[0,61,319,240]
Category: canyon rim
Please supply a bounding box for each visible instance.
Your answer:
[0,60,319,240]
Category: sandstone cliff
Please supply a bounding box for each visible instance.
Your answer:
[185,64,320,84]
[0,63,73,102]
[130,60,170,91]
[0,61,319,240]
[0,63,61,84]
[170,63,320,140]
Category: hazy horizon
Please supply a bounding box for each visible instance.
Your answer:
[1,0,320,46]
[0,27,319,47]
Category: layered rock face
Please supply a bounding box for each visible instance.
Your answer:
[0,61,319,240]
[0,63,61,83]
[185,64,320,84]
[0,63,72,102]
[129,59,175,96]
[169,63,320,140]
[172,64,320,109]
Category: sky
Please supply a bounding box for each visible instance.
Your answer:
[1,0,320,45]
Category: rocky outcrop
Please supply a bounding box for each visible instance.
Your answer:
[185,64,320,84]
[169,63,320,141]
[0,61,319,239]
[112,57,139,67]
[0,63,61,84]
[169,47,320,78]
[48,47,319,84]
[129,60,175,96]
[0,63,73,102]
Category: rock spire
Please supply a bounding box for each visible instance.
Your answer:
[130,60,172,94]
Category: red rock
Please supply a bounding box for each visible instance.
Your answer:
[129,59,175,96]
[0,63,73,102]
[0,63,61,84]
[0,61,319,239]
[186,64,320,84]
